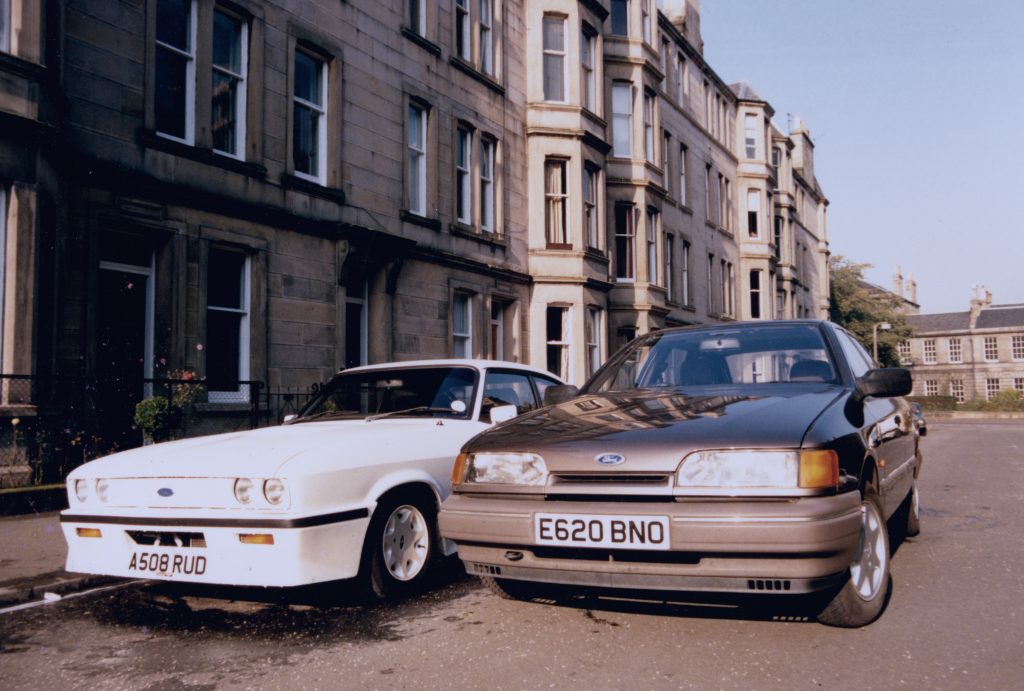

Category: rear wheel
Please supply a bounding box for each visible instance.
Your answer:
[817,491,891,627]
[365,491,437,599]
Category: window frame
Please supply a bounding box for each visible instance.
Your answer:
[455,0,471,61]
[951,379,965,403]
[292,47,328,183]
[644,90,655,163]
[678,144,687,206]
[986,377,1000,401]
[611,81,633,158]
[1011,334,1024,361]
[478,0,494,76]
[544,158,570,247]
[407,101,429,216]
[747,188,760,238]
[744,113,758,159]
[983,336,998,362]
[610,0,629,37]
[479,136,496,233]
[455,124,473,225]
[948,337,963,364]
[583,164,599,249]
[681,239,691,306]
[585,307,603,379]
[749,269,762,319]
[545,305,572,381]
[155,0,198,144]
[452,292,473,357]
[408,0,426,36]
[211,7,249,159]
[665,233,674,300]
[205,247,251,402]
[614,203,636,282]
[581,26,597,113]
[542,15,567,103]
[646,208,659,286]
[0,0,9,53]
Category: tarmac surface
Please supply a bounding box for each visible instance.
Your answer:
[0,510,120,607]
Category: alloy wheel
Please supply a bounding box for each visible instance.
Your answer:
[849,500,888,601]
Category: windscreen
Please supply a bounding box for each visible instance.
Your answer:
[587,324,836,393]
[297,367,478,420]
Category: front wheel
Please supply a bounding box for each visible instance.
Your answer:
[480,576,541,601]
[817,492,891,627]
[365,492,437,599]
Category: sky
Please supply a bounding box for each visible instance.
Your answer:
[699,0,1024,314]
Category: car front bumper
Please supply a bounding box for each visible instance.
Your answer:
[60,509,371,587]
[439,492,862,595]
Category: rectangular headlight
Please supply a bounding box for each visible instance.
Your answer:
[457,452,548,486]
[676,450,838,494]
[678,450,798,490]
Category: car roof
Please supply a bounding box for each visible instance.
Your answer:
[336,359,562,381]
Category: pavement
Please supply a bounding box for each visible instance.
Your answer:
[0,510,121,607]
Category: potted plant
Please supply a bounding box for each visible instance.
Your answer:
[134,396,172,444]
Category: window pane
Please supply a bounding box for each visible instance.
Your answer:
[155,48,189,138]
[206,311,242,389]
[610,0,628,35]
[156,0,191,50]
[212,71,238,153]
[293,103,318,174]
[212,11,241,72]
[208,250,245,308]
[294,51,321,105]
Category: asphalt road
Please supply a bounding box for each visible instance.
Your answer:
[1,421,1022,690]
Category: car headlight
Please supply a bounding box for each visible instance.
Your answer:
[233,478,255,504]
[95,479,110,503]
[453,452,548,486]
[74,478,90,503]
[676,450,838,494]
[263,478,286,505]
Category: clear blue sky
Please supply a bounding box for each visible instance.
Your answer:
[699,0,1024,314]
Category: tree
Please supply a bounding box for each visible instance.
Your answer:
[829,256,914,367]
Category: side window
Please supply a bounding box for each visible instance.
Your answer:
[481,371,538,421]
[837,330,872,377]
[531,375,561,406]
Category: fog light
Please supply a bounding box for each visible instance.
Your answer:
[239,534,275,545]
[74,479,89,503]
[233,478,255,504]
[76,527,102,538]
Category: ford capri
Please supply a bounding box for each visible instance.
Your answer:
[440,322,921,626]
[62,360,562,598]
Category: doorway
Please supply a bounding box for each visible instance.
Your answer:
[97,259,154,450]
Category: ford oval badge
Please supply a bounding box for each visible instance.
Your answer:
[596,453,625,466]
[157,487,174,497]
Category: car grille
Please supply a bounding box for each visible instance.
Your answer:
[126,530,207,548]
[550,473,671,486]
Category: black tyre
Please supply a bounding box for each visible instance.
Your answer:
[817,491,892,627]
[480,575,540,601]
[364,490,437,599]
[904,479,921,537]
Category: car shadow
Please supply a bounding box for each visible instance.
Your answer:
[510,585,824,624]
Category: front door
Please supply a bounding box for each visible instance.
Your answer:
[97,260,153,450]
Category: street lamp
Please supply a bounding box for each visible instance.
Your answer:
[873,321,892,363]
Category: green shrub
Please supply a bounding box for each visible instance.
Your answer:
[906,396,957,411]
[958,389,1024,412]
[134,396,171,442]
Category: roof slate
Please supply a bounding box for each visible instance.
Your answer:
[976,305,1024,329]
[905,312,970,333]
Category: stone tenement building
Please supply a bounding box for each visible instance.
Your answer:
[901,289,1024,403]
[1,1,829,415]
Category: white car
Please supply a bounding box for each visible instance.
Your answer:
[62,360,562,597]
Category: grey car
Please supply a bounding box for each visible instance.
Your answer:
[440,321,921,627]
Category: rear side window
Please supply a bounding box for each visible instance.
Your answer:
[482,371,538,422]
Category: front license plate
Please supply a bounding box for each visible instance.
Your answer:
[127,551,208,577]
[534,513,670,551]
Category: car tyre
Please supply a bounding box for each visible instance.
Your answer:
[365,490,437,600]
[480,576,539,601]
[904,479,921,537]
[817,491,891,628]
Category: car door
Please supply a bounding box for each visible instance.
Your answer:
[836,329,916,516]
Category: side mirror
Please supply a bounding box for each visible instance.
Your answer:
[282,414,297,423]
[489,404,518,424]
[855,368,913,401]
[543,384,580,406]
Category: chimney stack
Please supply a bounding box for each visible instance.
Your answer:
[908,274,917,304]
[892,265,904,298]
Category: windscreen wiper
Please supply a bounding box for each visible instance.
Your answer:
[365,406,455,422]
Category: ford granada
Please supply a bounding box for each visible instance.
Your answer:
[440,321,922,627]
[61,360,562,598]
